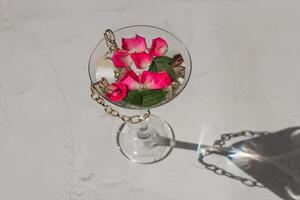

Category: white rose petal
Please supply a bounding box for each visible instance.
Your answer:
[95,57,115,82]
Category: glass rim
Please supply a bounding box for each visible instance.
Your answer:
[88,24,192,110]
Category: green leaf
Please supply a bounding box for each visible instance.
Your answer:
[158,62,177,81]
[148,61,158,72]
[141,89,168,107]
[123,90,143,107]
[123,89,169,107]
[149,56,177,81]
[154,56,173,64]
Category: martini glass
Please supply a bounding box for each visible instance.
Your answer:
[88,25,192,164]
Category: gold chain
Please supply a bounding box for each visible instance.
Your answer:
[104,29,118,52]
[90,84,151,124]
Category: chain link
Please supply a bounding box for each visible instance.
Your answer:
[90,84,150,124]
[104,29,118,52]
[199,130,270,188]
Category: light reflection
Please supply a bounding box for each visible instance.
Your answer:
[227,143,263,171]
[285,186,300,200]
[197,123,214,154]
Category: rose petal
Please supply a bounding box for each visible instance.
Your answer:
[130,52,152,69]
[95,67,115,83]
[149,37,168,57]
[112,50,132,68]
[140,71,172,90]
[107,82,128,102]
[121,34,147,53]
[95,56,115,82]
[119,70,140,90]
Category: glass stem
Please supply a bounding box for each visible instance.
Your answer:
[137,122,151,139]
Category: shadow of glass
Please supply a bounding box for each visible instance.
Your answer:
[163,127,300,200]
[230,127,300,200]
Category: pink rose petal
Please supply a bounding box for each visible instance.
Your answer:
[112,50,132,68]
[149,37,168,57]
[106,82,128,102]
[122,34,147,53]
[119,70,140,90]
[140,71,172,90]
[130,52,152,69]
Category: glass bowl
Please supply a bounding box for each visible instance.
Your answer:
[88,25,192,110]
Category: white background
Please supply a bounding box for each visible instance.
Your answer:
[0,0,299,199]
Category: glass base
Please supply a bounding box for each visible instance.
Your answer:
[116,115,175,164]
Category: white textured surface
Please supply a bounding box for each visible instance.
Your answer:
[0,0,300,199]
